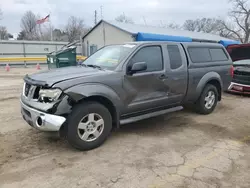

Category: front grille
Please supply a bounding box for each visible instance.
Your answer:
[23,83,41,99]
[234,71,250,85]
[24,83,31,97]
[33,86,41,99]
[235,70,250,76]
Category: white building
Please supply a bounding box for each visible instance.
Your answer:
[82,20,239,56]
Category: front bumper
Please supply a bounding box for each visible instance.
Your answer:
[21,100,66,131]
[228,82,250,94]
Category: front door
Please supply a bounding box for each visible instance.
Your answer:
[122,45,171,115]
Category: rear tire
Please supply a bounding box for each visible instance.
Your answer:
[195,84,218,115]
[67,101,112,151]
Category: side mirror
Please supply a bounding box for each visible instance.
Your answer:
[129,62,147,75]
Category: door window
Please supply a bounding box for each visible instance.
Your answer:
[129,46,163,72]
[167,45,183,69]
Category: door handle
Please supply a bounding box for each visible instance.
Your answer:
[159,74,168,80]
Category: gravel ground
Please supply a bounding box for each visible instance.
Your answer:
[0,67,250,188]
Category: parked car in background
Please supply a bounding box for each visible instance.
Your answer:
[228,59,250,94]
[226,43,250,94]
[20,41,233,151]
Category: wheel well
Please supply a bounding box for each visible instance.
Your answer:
[207,80,222,101]
[80,96,118,128]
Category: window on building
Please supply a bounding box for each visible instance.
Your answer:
[129,46,163,72]
[167,45,183,69]
[90,44,98,55]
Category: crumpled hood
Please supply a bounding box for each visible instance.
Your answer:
[24,66,108,87]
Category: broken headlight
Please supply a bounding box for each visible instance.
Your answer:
[39,88,62,102]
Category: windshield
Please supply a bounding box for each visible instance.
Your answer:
[233,59,250,65]
[83,44,136,70]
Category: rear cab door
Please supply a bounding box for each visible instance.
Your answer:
[162,43,189,104]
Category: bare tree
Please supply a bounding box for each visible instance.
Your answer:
[166,23,181,29]
[17,30,26,40]
[20,11,39,40]
[53,29,67,41]
[159,21,181,29]
[115,14,134,24]
[222,0,250,43]
[183,18,224,34]
[65,16,85,42]
[0,9,13,40]
[182,19,198,32]
[0,26,9,40]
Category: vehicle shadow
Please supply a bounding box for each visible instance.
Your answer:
[112,110,250,146]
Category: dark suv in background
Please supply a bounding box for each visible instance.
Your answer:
[21,42,233,150]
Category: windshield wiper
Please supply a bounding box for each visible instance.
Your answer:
[81,63,87,67]
[85,64,102,70]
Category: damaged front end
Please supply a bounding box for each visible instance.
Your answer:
[226,44,250,94]
[20,76,73,132]
[228,60,250,94]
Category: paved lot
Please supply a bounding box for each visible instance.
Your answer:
[0,67,250,188]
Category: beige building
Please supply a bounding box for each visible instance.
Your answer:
[82,20,237,56]
[82,20,134,56]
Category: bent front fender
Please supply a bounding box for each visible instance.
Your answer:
[64,84,123,108]
[63,84,123,128]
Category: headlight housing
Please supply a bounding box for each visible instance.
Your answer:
[39,88,62,102]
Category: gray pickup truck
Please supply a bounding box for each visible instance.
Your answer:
[21,41,233,150]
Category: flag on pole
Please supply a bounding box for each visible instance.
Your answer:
[36,14,50,24]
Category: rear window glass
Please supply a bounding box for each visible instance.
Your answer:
[188,48,211,63]
[210,48,228,61]
[188,47,228,63]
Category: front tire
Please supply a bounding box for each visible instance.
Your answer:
[67,101,112,151]
[195,84,218,115]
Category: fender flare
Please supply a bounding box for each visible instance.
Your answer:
[195,72,223,100]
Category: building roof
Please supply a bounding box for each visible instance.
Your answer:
[0,40,68,45]
[83,20,238,43]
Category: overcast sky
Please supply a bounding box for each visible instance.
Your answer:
[0,0,232,34]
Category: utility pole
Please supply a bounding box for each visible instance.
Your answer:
[94,10,97,25]
[100,6,103,20]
